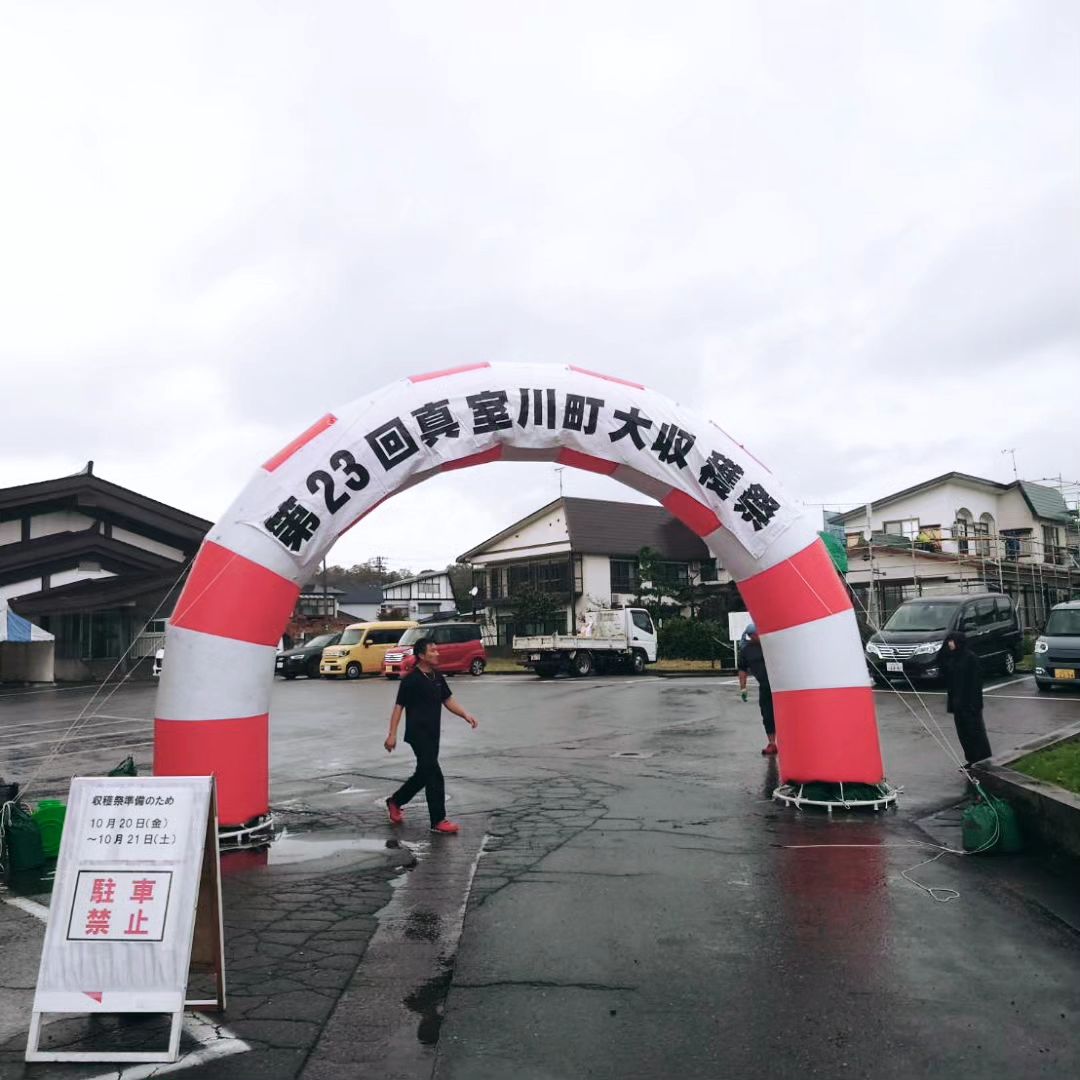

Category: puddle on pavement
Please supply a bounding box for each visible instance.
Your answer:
[265,826,409,866]
[403,968,452,1046]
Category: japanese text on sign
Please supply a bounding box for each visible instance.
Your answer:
[263,383,785,553]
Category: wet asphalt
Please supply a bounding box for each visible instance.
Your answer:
[1,671,1079,1078]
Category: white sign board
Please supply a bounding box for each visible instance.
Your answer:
[27,775,225,1064]
[728,611,753,642]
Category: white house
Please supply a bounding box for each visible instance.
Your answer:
[458,497,727,646]
[382,571,457,621]
[833,472,1078,628]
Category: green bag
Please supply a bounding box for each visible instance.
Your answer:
[32,799,67,858]
[107,756,137,777]
[2,803,47,872]
[962,796,1023,854]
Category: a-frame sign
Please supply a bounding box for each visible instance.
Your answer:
[26,775,225,1064]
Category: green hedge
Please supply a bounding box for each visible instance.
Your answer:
[658,618,728,661]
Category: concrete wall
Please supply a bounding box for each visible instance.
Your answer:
[580,554,612,609]
[0,641,54,683]
[469,506,571,564]
[48,568,116,589]
[112,526,185,561]
[0,579,43,602]
[28,511,96,539]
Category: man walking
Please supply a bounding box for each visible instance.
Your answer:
[384,636,479,835]
[737,622,777,756]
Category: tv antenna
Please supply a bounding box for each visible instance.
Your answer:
[1001,448,1018,481]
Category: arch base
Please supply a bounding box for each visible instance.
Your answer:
[219,813,276,850]
[773,781,899,813]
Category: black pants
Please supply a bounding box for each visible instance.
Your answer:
[953,709,992,765]
[758,681,775,738]
[391,736,446,827]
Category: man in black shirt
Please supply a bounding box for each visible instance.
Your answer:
[384,636,479,835]
[737,623,777,756]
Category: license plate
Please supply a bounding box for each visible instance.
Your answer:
[1054,669,1076,680]
[886,662,903,673]
[530,653,541,661]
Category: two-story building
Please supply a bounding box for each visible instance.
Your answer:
[381,571,458,621]
[0,465,211,680]
[834,472,1078,628]
[458,497,725,647]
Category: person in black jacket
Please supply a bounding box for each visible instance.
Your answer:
[943,631,992,766]
[737,623,777,756]
[384,636,479,835]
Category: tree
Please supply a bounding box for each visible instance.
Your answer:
[507,585,560,630]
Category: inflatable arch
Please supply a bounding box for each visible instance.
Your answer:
[155,363,887,826]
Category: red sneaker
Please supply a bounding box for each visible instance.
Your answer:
[386,799,404,825]
[430,820,460,835]
[761,742,778,756]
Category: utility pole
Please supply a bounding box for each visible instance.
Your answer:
[554,467,565,499]
[1001,448,1018,481]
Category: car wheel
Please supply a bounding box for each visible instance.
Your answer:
[536,665,558,679]
[1002,652,1016,676]
[307,660,321,679]
[1036,680,1051,694]
[345,662,362,680]
[572,651,593,677]
[630,649,646,675]
[470,658,485,676]
[284,672,297,680]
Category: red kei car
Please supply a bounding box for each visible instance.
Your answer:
[383,623,486,678]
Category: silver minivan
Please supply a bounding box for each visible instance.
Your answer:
[1034,600,1080,692]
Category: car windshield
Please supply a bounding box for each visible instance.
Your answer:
[1045,610,1080,636]
[883,601,959,632]
[397,628,425,646]
[339,629,364,645]
[306,634,337,649]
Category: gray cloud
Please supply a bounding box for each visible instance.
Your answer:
[0,0,1076,569]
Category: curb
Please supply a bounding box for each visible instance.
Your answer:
[973,720,1080,860]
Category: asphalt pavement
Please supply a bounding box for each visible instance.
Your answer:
[1,670,1079,1078]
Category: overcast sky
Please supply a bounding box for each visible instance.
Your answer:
[1,1,1077,573]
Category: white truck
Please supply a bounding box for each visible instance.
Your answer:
[513,608,658,678]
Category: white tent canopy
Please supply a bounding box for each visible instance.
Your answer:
[0,598,55,683]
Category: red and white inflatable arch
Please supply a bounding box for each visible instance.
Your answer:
[155,363,885,826]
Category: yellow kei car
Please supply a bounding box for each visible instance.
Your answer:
[319,620,418,679]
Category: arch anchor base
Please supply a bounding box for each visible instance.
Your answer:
[219,812,275,849]
[773,781,899,813]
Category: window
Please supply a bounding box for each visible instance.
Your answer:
[699,559,718,582]
[366,629,405,646]
[975,598,996,627]
[1043,526,1063,565]
[655,562,689,590]
[431,626,454,644]
[488,568,504,598]
[959,605,979,631]
[631,610,654,635]
[884,519,920,541]
[610,559,638,594]
[418,578,440,597]
[995,596,1014,623]
[299,595,337,617]
[955,509,973,556]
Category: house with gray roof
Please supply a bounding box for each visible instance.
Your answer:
[832,472,1078,628]
[458,497,727,645]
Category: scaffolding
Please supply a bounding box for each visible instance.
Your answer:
[849,516,1079,631]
